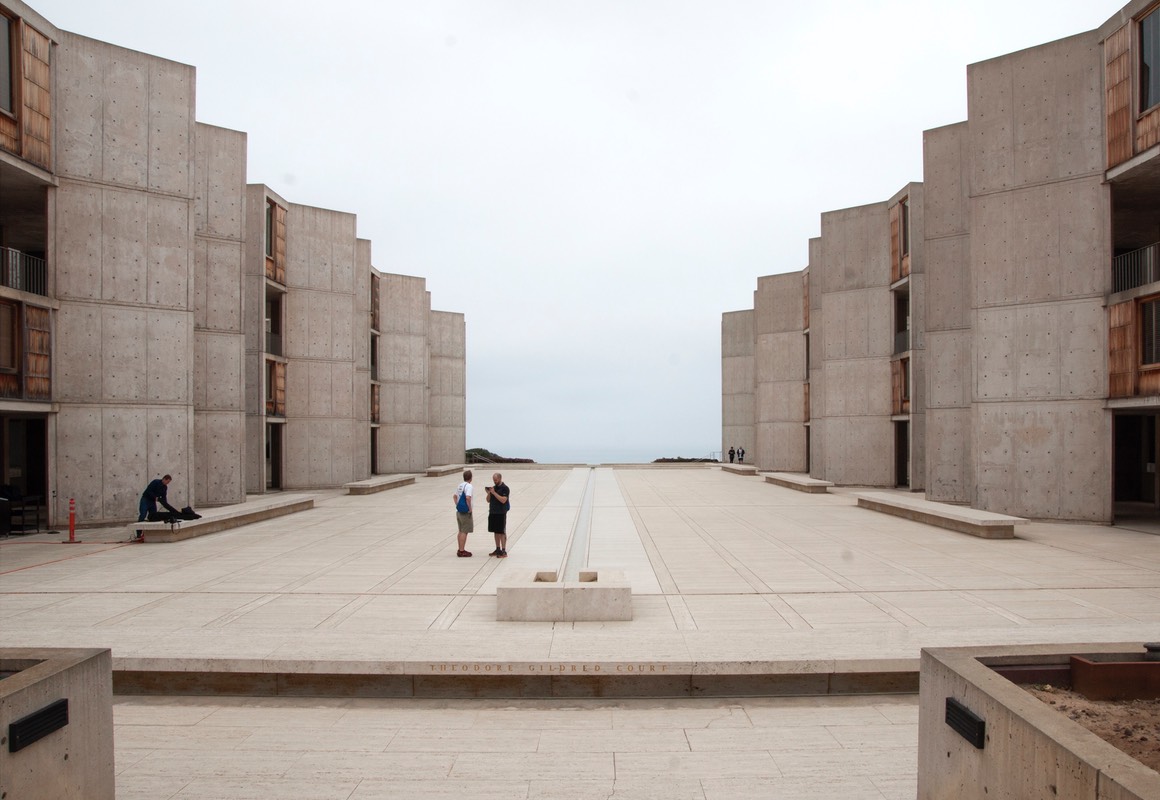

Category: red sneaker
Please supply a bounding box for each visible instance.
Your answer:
[457,550,472,557]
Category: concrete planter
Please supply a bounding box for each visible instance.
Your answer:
[918,644,1160,800]
[1,648,115,800]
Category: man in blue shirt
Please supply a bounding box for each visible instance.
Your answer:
[138,475,179,523]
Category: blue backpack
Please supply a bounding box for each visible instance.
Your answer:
[455,484,470,513]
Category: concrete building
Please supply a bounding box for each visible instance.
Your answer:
[0,0,465,528]
[724,0,1160,523]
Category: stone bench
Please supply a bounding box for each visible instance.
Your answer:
[721,464,758,476]
[344,474,416,495]
[426,465,462,477]
[127,496,314,543]
[853,491,1026,539]
[765,473,833,493]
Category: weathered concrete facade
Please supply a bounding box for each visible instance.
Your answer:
[725,2,1157,523]
[720,310,754,461]
[753,273,807,472]
[0,1,466,526]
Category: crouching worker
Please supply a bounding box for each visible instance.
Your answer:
[135,474,179,540]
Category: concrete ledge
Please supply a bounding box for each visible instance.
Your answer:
[765,472,833,493]
[1,648,114,800]
[721,464,758,476]
[110,656,917,699]
[344,474,416,495]
[918,643,1158,800]
[496,569,632,621]
[127,496,314,543]
[854,491,1026,539]
[426,465,462,477]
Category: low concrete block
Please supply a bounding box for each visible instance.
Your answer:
[497,569,632,621]
[855,492,1025,539]
[765,472,833,493]
[126,496,314,542]
[0,648,114,800]
[564,570,632,621]
[496,570,565,622]
[344,474,416,495]
[426,465,462,477]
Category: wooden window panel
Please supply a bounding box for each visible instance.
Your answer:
[24,305,50,400]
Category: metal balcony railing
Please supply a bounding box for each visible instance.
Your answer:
[0,248,47,296]
[1113,242,1160,293]
[265,332,282,356]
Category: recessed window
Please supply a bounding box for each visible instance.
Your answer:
[1144,7,1160,111]
[899,198,910,257]
[0,301,17,372]
[0,14,13,115]
[1142,299,1160,365]
[264,200,275,258]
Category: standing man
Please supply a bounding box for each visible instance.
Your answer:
[485,472,511,558]
[454,469,474,557]
[738,447,745,464]
[728,446,736,463]
[136,474,179,541]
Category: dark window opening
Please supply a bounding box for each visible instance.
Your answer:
[1143,8,1160,111]
[899,198,910,257]
[1143,299,1160,365]
[0,15,13,115]
[264,200,275,259]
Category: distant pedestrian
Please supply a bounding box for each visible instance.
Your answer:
[454,469,474,557]
[728,446,736,463]
[486,472,511,557]
[738,447,745,463]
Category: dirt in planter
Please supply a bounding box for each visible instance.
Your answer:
[1024,684,1160,773]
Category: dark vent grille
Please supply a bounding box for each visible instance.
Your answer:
[9,698,69,753]
[945,697,985,749]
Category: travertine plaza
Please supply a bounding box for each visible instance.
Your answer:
[2,467,1159,798]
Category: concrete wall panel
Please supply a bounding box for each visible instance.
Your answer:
[923,124,970,241]
[147,194,191,308]
[972,180,1109,308]
[926,408,970,503]
[54,182,102,300]
[196,239,244,332]
[976,299,1105,402]
[145,311,190,404]
[194,412,245,505]
[968,32,1102,196]
[975,402,1109,520]
[101,309,147,402]
[101,189,148,302]
[55,304,103,402]
[148,58,194,195]
[101,409,148,518]
[194,124,247,240]
[194,332,243,411]
[927,331,971,409]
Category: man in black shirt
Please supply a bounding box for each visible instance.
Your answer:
[485,472,511,558]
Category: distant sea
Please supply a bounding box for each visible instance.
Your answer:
[500,445,719,464]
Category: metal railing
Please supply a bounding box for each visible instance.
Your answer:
[265,332,282,356]
[1113,242,1160,293]
[0,247,47,296]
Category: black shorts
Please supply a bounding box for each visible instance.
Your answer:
[487,512,507,534]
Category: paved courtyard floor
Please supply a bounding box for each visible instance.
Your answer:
[2,466,1158,798]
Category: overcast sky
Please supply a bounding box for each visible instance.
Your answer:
[33,0,1124,462]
